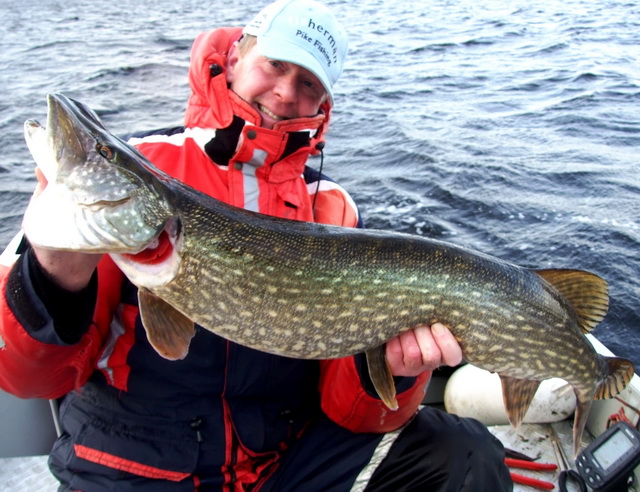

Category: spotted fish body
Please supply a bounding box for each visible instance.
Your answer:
[23,94,634,455]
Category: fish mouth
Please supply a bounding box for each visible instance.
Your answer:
[22,93,172,254]
[25,94,107,182]
[24,119,56,183]
[111,216,183,288]
[122,229,174,265]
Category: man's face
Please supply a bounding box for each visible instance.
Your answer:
[226,43,327,129]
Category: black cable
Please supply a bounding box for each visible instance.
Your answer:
[312,142,325,214]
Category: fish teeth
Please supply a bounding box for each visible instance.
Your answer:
[146,237,160,250]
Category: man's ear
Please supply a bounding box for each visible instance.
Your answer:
[226,42,240,84]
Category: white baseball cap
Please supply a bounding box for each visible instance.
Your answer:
[243,0,348,104]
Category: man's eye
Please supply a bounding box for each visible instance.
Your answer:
[301,79,325,99]
[302,80,316,89]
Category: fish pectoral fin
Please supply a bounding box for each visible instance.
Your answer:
[138,287,195,361]
[365,346,398,411]
[499,375,541,428]
[535,269,609,333]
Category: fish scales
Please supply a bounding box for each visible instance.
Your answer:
[22,93,634,455]
[153,195,580,370]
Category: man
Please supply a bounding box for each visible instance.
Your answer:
[0,0,512,489]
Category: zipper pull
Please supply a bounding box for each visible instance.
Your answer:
[190,417,204,443]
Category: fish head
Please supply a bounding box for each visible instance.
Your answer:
[23,93,173,253]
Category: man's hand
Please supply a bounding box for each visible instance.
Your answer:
[386,323,462,377]
[25,168,102,292]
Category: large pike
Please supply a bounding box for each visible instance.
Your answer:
[23,94,634,455]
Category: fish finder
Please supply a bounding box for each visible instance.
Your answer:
[575,421,640,491]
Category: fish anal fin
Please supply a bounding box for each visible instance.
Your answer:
[572,389,595,457]
[365,346,398,411]
[594,356,635,400]
[499,375,541,428]
[138,287,195,361]
[536,269,609,333]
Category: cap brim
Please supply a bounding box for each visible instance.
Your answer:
[256,37,335,104]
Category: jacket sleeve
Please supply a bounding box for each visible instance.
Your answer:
[0,233,122,399]
[319,356,431,433]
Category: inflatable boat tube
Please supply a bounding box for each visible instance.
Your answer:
[444,364,576,425]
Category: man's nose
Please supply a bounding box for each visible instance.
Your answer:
[274,75,297,103]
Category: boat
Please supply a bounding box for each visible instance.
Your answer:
[437,335,640,491]
[1,334,639,490]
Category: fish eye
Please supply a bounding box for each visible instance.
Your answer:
[98,144,113,159]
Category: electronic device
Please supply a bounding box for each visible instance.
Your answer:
[575,421,640,491]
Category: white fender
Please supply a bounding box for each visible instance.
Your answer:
[444,364,576,425]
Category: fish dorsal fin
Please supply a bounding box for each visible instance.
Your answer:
[536,269,609,334]
[365,346,398,411]
[138,287,195,360]
[499,375,541,428]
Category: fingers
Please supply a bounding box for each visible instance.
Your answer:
[33,167,48,197]
[410,323,462,369]
[430,323,463,367]
[386,323,462,377]
[385,334,410,375]
[411,323,441,369]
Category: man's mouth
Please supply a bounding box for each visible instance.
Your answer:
[258,104,287,122]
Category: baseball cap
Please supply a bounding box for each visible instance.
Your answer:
[243,0,348,104]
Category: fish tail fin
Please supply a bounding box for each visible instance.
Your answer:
[536,269,608,333]
[571,356,634,457]
[594,356,635,400]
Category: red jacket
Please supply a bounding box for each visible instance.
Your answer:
[0,27,430,488]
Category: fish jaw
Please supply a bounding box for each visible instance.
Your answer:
[24,119,58,184]
[22,93,173,253]
[111,217,184,290]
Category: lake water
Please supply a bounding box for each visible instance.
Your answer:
[1,0,639,368]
